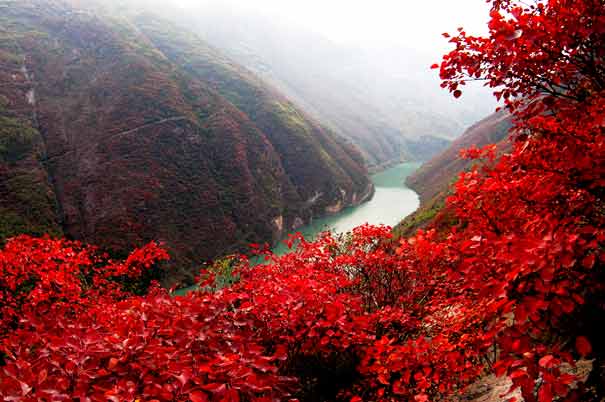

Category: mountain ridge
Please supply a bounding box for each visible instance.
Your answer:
[394,110,513,238]
[169,2,496,167]
[0,0,372,284]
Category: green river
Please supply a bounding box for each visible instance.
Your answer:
[272,161,421,255]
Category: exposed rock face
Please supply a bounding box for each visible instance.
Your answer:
[0,0,372,284]
[292,217,305,230]
[352,183,375,206]
[325,201,343,215]
[272,215,284,237]
[454,359,592,402]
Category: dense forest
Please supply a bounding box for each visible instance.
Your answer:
[1,0,604,401]
[0,0,372,285]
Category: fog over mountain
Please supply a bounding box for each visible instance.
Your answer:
[106,0,498,167]
[136,0,498,167]
[0,0,373,282]
[0,0,499,281]
[174,0,491,51]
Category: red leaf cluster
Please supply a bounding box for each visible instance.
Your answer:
[1,0,604,401]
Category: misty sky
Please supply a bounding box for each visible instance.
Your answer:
[174,0,491,51]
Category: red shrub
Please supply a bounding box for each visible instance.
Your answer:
[2,0,605,401]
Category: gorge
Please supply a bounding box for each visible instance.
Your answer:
[2,0,604,401]
[0,0,482,286]
[272,162,421,255]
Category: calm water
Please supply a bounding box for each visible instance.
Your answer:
[272,162,421,255]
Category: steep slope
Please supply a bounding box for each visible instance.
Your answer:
[406,111,512,203]
[159,2,497,167]
[127,12,372,209]
[0,0,371,283]
[394,111,512,237]
[0,110,63,242]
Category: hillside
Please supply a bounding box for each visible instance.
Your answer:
[394,111,512,237]
[2,0,604,401]
[0,0,372,284]
[147,2,497,168]
[407,110,512,203]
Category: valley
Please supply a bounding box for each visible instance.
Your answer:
[0,0,374,285]
[0,0,474,287]
[1,0,604,401]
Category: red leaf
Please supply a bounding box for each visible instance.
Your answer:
[431,63,439,69]
[201,383,227,393]
[576,336,592,357]
[415,394,429,402]
[189,391,208,402]
[453,90,462,98]
[108,357,119,370]
[510,369,528,380]
[538,355,556,369]
[38,369,48,384]
[538,384,553,402]
[582,254,595,269]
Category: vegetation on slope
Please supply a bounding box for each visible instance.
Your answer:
[394,111,512,237]
[127,12,371,208]
[407,111,512,204]
[0,19,63,242]
[134,1,495,167]
[392,193,447,239]
[1,1,604,402]
[0,0,371,284]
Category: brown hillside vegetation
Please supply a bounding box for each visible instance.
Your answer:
[0,0,371,284]
[407,110,512,204]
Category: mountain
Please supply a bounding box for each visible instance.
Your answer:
[0,0,372,283]
[394,111,512,237]
[407,110,513,203]
[160,2,497,167]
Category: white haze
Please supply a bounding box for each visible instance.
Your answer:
[110,0,498,137]
[173,0,491,55]
[168,0,498,118]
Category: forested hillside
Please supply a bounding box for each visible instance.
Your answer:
[0,0,371,283]
[393,111,512,237]
[1,0,604,401]
[406,110,512,204]
[146,2,496,167]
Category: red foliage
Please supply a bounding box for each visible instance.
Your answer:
[1,0,604,401]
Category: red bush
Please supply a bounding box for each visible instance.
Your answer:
[1,0,604,401]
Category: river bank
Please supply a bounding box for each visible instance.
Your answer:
[271,162,420,255]
[174,162,420,294]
